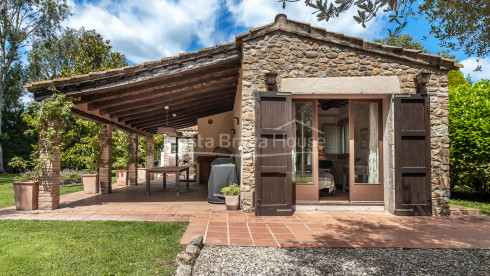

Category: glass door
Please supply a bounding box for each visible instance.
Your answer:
[349,100,383,202]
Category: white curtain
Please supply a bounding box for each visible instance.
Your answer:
[368,103,379,183]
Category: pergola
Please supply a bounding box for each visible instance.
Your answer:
[25,42,241,210]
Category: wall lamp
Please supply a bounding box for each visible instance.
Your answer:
[415,69,432,94]
[265,72,277,91]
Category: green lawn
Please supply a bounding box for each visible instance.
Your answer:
[451,199,490,215]
[0,174,117,208]
[0,220,186,275]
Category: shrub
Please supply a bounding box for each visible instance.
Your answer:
[221,183,242,196]
[60,169,83,185]
[449,80,490,193]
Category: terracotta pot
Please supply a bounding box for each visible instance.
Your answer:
[13,181,39,211]
[116,170,128,186]
[225,195,240,210]
[137,168,146,182]
[82,174,99,194]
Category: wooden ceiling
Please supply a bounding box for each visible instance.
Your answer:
[27,42,241,137]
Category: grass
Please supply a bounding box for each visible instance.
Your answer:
[0,174,117,208]
[450,188,490,215]
[451,199,490,215]
[0,220,186,275]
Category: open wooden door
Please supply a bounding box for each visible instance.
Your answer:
[255,91,293,216]
[394,94,432,216]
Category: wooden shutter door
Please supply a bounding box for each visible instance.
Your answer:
[255,91,293,216]
[394,94,431,216]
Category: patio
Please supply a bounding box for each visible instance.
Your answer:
[1,176,489,249]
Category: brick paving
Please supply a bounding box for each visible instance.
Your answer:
[1,176,489,249]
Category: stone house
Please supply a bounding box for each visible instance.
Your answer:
[25,15,458,216]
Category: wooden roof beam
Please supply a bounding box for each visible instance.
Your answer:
[97,83,237,116]
[87,74,237,111]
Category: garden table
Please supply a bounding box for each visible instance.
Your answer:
[145,166,189,197]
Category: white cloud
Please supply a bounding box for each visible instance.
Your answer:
[65,0,224,64]
[460,57,490,81]
[64,0,388,64]
[225,0,386,41]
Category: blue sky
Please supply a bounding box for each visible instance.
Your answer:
[64,0,488,80]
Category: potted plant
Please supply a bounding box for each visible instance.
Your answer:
[116,170,128,186]
[8,157,39,211]
[82,169,99,194]
[220,182,242,210]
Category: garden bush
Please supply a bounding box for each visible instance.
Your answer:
[449,80,490,193]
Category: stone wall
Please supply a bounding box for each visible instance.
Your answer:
[239,28,451,215]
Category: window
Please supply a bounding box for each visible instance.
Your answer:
[293,102,313,183]
[353,102,379,184]
[171,143,177,154]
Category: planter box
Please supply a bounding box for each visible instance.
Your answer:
[225,195,240,210]
[13,181,39,211]
[82,174,99,194]
[116,170,128,186]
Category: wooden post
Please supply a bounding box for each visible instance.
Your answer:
[99,124,113,193]
[147,137,154,180]
[128,133,138,186]
[38,118,61,210]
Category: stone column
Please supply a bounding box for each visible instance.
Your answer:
[99,124,112,194]
[147,137,154,180]
[38,119,61,210]
[128,133,138,186]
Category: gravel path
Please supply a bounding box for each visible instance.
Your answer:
[193,246,490,276]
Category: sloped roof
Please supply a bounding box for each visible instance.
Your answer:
[236,14,461,71]
[24,14,460,136]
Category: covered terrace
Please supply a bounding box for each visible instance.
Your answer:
[24,42,242,210]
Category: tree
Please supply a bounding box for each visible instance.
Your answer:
[0,0,70,172]
[375,34,426,51]
[0,63,36,172]
[26,28,127,171]
[281,0,489,58]
[28,28,127,81]
[449,80,490,193]
[447,70,468,90]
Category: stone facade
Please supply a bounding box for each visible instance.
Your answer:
[238,15,455,215]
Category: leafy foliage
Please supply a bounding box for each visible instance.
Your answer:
[447,70,468,90]
[0,0,70,172]
[449,80,490,193]
[375,34,426,51]
[26,28,129,172]
[281,0,489,58]
[21,93,74,180]
[221,183,242,196]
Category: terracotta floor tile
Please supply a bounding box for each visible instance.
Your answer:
[273,233,297,240]
[207,226,227,233]
[294,233,321,241]
[206,232,227,239]
[267,223,287,228]
[325,240,355,248]
[208,222,227,227]
[277,240,303,248]
[253,240,279,247]
[228,222,247,227]
[251,233,275,240]
[205,237,228,246]
[248,223,268,228]
[230,239,254,246]
[229,232,251,239]
[269,227,292,234]
[248,227,270,233]
[302,241,328,247]
[229,227,250,233]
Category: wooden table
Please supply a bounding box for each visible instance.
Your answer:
[146,166,189,197]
